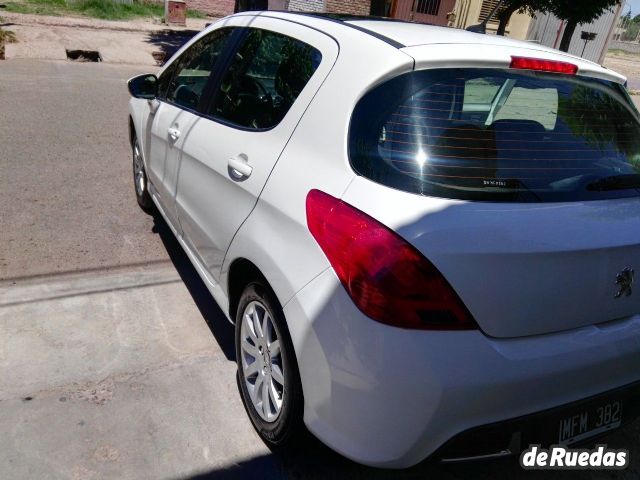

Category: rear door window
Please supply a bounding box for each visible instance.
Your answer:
[207,28,322,130]
[349,68,640,202]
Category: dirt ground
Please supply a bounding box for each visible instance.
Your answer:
[604,50,640,90]
[1,12,209,65]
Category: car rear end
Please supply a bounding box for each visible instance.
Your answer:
[285,40,640,467]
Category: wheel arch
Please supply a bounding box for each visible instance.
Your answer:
[227,258,271,323]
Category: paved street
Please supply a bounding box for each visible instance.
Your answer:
[0,60,167,280]
[1,59,640,479]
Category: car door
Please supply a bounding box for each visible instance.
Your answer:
[146,27,237,229]
[175,18,338,280]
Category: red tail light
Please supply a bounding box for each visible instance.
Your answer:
[510,56,578,75]
[306,190,477,330]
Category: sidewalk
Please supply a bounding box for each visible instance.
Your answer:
[0,263,276,479]
[2,244,638,479]
[2,12,212,64]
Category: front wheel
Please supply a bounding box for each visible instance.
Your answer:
[235,281,304,447]
[132,133,154,213]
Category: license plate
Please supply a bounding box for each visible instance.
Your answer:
[557,401,622,445]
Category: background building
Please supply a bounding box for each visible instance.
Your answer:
[205,0,458,25]
[199,0,528,31]
[190,0,625,63]
[527,4,624,63]
[287,0,371,15]
[452,0,532,39]
[385,0,457,25]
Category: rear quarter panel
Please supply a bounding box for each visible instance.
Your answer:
[221,29,415,311]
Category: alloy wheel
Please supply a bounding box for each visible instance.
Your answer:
[133,140,146,197]
[240,300,285,422]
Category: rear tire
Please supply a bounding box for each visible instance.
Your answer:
[235,280,304,448]
[132,132,154,213]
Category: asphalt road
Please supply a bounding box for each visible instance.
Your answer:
[1,60,638,283]
[0,59,166,281]
[1,59,639,479]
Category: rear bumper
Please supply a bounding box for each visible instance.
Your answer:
[284,268,640,468]
[435,379,640,462]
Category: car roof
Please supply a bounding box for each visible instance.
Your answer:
[351,19,546,48]
[234,11,626,84]
[255,11,553,50]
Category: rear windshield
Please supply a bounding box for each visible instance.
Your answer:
[349,68,640,202]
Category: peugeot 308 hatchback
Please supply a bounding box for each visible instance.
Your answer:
[128,11,640,468]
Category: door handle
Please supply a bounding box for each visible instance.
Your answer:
[228,155,253,178]
[167,126,181,142]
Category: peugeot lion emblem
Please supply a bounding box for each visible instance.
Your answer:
[615,267,634,298]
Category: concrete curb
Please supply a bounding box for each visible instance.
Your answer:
[0,262,180,307]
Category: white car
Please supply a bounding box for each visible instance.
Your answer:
[127,11,640,468]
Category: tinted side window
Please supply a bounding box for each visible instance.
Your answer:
[165,28,234,111]
[208,28,322,130]
[157,62,177,100]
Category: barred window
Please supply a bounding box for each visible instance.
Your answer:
[479,0,506,24]
[415,0,441,16]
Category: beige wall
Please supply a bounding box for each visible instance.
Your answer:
[452,0,532,40]
[505,11,532,39]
